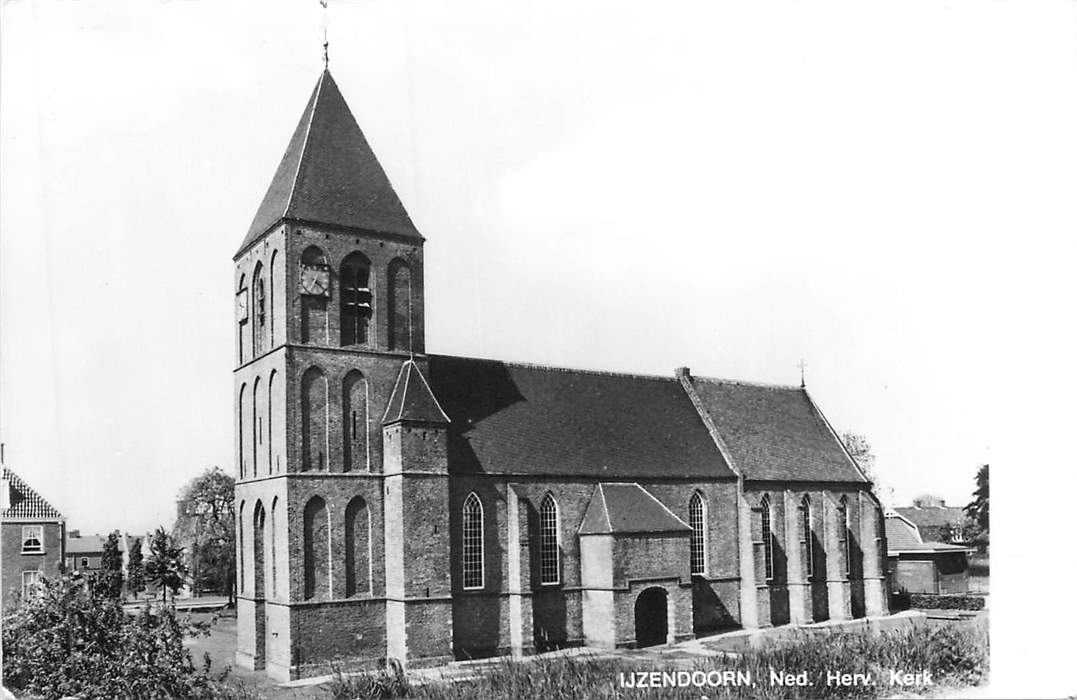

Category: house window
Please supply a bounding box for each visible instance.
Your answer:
[689,491,707,576]
[21,570,42,598]
[81,557,89,569]
[22,526,43,554]
[462,493,484,590]
[802,495,814,579]
[539,494,560,585]
[761,496,773,580]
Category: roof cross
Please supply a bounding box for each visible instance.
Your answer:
[320,0,330,68]
[798,358,807,388]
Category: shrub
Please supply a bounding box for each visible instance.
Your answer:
[909,593,985,610]
[327,658,412,699]
[1,573,231,699]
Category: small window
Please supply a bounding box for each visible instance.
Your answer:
[21,570,42,599]
[689,492,707,576]
[760,496,773,580]
[81,557,89,568]
[22,526,43,554]
[539,494,560,585]
[802,495,814,579]
[462,493,484,590]
[839,496,851,576]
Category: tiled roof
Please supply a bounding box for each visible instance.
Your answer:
[426,356,735,479]
[691,379,867,483]
[884,514,923,549]
[2,467,64,520]
[894,506,966,529]
[578,483,691,535]
[383,360,450,426]
[66,534,107,555]
[238,70,421,255]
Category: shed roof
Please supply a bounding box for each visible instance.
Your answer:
[894,505,967,529]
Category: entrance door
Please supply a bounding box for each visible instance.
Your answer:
[634,587,669,647]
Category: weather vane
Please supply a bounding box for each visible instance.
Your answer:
[320,0,330,68]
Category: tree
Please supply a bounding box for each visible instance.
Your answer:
[144,527,189,604]
[2,572,226,698]
[173,467,236,602]
[127,537,145,598]
[963,464,989,547]
[841,431,877,483]
[93,531,124,601]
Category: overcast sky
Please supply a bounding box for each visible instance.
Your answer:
[3,2,1077,687]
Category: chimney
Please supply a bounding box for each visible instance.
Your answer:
[675,367,691,380]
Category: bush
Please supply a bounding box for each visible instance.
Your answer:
[328,658,411,699]
[909,593,985,610]
[890,588,912,611]
[2,573,231,699]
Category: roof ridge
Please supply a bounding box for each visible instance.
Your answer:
[429,353,676,383]
[692,375,803,391]
[284,70,326,223]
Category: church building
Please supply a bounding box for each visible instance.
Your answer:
[233,69,889,681]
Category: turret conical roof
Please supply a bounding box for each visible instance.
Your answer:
[238,70,421,255]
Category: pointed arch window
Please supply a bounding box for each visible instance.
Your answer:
[236,274,248,363]
[761,495,774,580]
[689,491,707,576]
[801,495,814,579]
[340,252,372,347]
[238,383,247,479]
[462,493,484,590]
[345,497,371,596]
[539,494,560,585]
[388,258,412,351]
[299,246,329,344]
[303,496,329,599]
[301,367,329,471]
[343,371,369,472]
[253,262,266,356]
[839,495,851,576]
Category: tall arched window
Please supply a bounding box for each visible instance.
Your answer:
[301,367,329,471]
[269,250,279,346]
[344,497,371,597]
[300,246,329,344]
[387,258,411,351]
[761,495,774,580]
[252,376,261,478]
[236,274,248,364]
[253,501,265,599]
[340,252,372,347]
[237,501,245,593]
[303,496,329,599]
[270,497,278,597]
[267,371,277,474]
[689,491,707,576]
[252,262,266,356]
[839,495,851,576]
[238,383,247,479]
[801,495,814,579]
[462,493,484,590]
[343,371,369,472]
[539,493,560,585]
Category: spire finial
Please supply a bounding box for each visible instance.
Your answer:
[798,358,807,388]
[320,0,330,68]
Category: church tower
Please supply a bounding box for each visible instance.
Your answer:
[233,70,452,680]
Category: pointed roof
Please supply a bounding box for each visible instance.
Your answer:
[578,483,690,535]
[238,70,421,255]
[383,360,450,426]
[2,467,64,521]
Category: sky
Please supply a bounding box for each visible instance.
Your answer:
[3,1,1077,690]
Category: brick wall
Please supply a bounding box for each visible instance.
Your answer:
[1,521,64,609]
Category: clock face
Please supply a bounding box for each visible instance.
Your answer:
[300,265,330,297]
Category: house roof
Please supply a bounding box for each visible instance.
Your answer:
[884,514,923,549]
[690,379,867,483]
[238,70,421,255]
[889,541,974,554]
[383,360,450,426]
[66,534,107,555]
[578,483,691,535]
[426,356,735,479]
[1,467,64,521]
[894,505,966,529]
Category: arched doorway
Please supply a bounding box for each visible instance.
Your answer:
[634,587,669,648]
